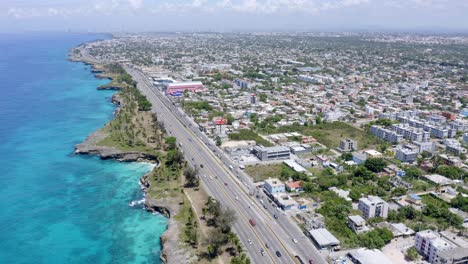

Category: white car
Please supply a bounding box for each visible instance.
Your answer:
[248,239,252,245]
[292,238,298,244]
[235,196,239,201]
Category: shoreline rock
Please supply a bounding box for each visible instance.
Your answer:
[140,175,194,264]
[70,50,188,264]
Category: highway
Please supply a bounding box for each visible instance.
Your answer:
[125,66,328,264]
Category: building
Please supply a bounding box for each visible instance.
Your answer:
[315,154,330,167]
[395,146,418,163]
[415,230,458,264]
[391,123,431,142]
[250,93,256,105]
[339,138,358,152]
[308,228,340,249]
[375,222,415,237]
[263,178,285,194]
[234,78,251,89]
[364,149,382,158]
[370,125,403,143]
[165,81,204,95]
[283,159,309,174]
[358,195,389,219]
[413,141,435,153]
[434,247,468,264]
[347,248,393,264]
[285,181,303,192]
[443,139,467,156]
[353,152,368,165]
[272,193,298,210]
[253,145,290,161]
[423,174,454,186]
[329,187,352,201]
[347,215,370,233]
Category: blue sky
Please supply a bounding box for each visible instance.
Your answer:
[2,0,468,32]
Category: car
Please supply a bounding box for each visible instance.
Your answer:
[260,249,266,256]
[265,243,270,249]
[273,214,278,219]
[292,238,298,243]
[209,176,213,180]
[235,196,239,200]
[309,260,314,264]
[224,182,228,186]
[276,251,282,257]
[248,239,252,245]
[263,205,267,209]
[200,164,204,168]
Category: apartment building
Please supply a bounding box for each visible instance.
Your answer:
[370,125,403,143]
[415,230,457,264]
[358,195,389,219]
[339,138,358,152]
[395,145,419,163]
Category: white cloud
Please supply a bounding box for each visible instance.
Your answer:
[128,0,144,9]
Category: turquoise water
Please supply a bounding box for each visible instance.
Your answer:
[0,33,166,264]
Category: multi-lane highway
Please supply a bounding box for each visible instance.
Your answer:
[126,66,327,264]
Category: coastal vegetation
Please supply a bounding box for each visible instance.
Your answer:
[96,64,157,154]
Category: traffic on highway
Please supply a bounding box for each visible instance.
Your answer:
[126,66,327,264]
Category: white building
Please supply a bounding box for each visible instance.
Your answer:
[264,178,285,194]
[358,195,389,219]
[415,230,458,263]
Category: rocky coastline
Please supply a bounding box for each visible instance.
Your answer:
[70,48,185,264]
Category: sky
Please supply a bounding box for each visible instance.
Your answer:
[1,0,468,33]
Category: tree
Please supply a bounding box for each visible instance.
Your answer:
[353,166,375,181]
[166,149,184,167]
[315,116,322,125]
[183,166,200,187]
[205,197,221,220]
[364,158,387,173]
[404,166,423,179]
[216,208,237,233]
[451,194,468,212]
[391,187,407,197]
[207,244,219,258]
[341,152,353,161]
[165,136,177,150]
[226,114,235,125]
[436,165,467,180]
[216,136,222,147]
[406,247,419,261]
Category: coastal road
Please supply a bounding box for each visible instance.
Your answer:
[126,66,327,264]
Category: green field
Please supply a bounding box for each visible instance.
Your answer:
[271,122,382,149]
[244,163,283,182]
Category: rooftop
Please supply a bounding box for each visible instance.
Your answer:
[308,228,340,247]
[348,248,393,264]
[264,178,284,188]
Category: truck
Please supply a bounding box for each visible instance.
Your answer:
[249,218,256,227]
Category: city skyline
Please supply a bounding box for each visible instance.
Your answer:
[2,0,468,33]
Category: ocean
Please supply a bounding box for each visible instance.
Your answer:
[0,33,166,264]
